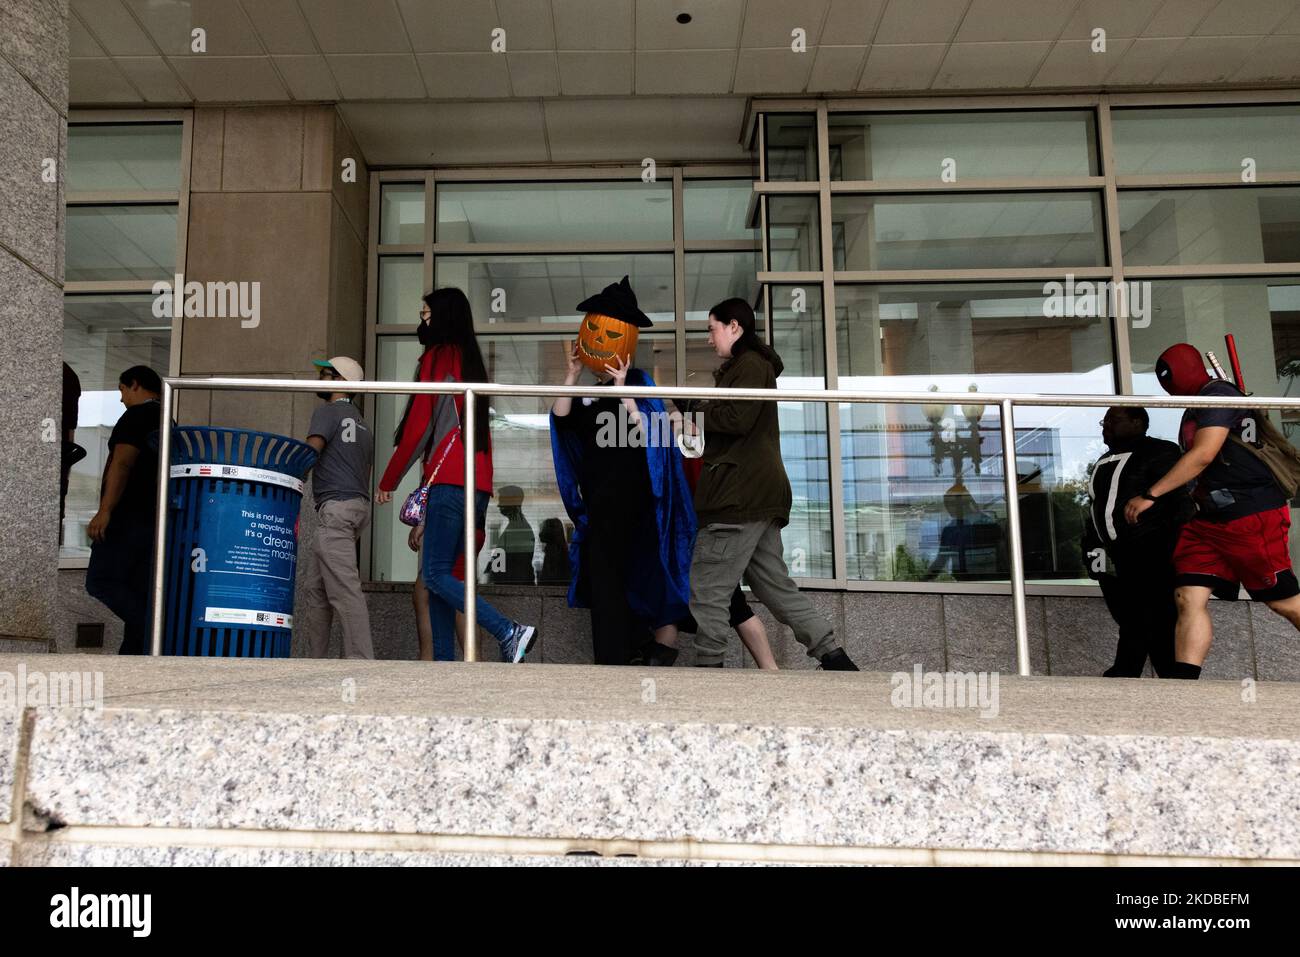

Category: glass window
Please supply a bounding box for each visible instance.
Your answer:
[764,113,818,182]
[434,254,675,325]
[835,283,1116,584]
[377,256,424,325]
[828,111,1098,181]
[436,181,673,244]
[683,179,758,241]
[1112,105,1300,176]
[1119,187,1300,266]
[61,295,172,559]
[66,205,178,282]
[66,123,183,193]
[684,251,761,321]
[765,195,821,272]
[831,193,1106,271]
[370,333,677,583]
[770,285,824,381]
[380,183,425,245]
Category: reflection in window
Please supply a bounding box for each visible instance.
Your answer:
[380,183,425,245]
[828,110,1098,181]
[764,113,818,182]
[66,205,178,282]
[1112,105,1300,176]
[765,195,820,272]
[684,251,761,321]
[683,180,758,241]
[834,284,1115,583]
[1119,187,1300,266]
[831,193,1106,271]
[435,254,675,325]
[67,124,183,192]
[61,296,172,559]
[436,181,673,244]
[377,256,424,325]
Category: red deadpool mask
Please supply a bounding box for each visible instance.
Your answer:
[1155,343,1211,396]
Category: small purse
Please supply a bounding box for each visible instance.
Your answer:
[398,398,462,527]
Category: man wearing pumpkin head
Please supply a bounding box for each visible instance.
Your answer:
[550,276,696,665]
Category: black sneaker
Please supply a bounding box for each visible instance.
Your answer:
[819,649,859,671]
[645,642,679,667]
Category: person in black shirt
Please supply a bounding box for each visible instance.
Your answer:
[1083,406,1193,677]
[85,365,163,655]
[1124,343,1300,679]
[60,362,85,533]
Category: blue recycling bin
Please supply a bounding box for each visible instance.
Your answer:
[163,426,317,657]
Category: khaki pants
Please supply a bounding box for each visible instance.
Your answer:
[688,520,838,666]
[301,498,374,659]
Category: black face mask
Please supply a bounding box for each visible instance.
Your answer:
[316,390,334,401]
[417,318,441,347]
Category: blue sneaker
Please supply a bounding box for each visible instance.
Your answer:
[501,623,537,663]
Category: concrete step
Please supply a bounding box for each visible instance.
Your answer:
[3,655,1298,866]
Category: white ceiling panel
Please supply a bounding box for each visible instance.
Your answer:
[636,50,737,94]
[1231,34,1300,81]
[167,55,290,100]
[807,45,868,91]
[553,0,634,49]
[820,0,886,45]
[1155,36,1269,84]
[1141,0,1218,37]
[124,0,264,57]
[415,52,512,98]
[115,55,189,101]
[341,100,549,164]
[328,53,426,98]
[1030,38,1133,88]
[1194,0,1295,37]
[69,14,105,57]
[544,96,748,163]
[858,42,946,89]
[508,52,562,96]
[740,0,830,48]
[955,0,1077,42]
[874,0,969,44]
[397,0,500,52]
[734,48,815,93]
[496,0,558,50]
[274,55,341,99]
[298,0,411,54]
[237,0,320,55]
[557,52,633,95]
[934,41,1052,89]
[70,0,156,56]
[68,57,142,103]
[1062,0,1162,39]
[1103,36,1182,85]
[635,0,745,50]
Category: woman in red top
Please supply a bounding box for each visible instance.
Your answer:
[376,288,537,663]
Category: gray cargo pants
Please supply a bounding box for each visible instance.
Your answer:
[301,497,375,659]
[689,519,839,666]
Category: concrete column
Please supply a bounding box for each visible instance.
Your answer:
[0,0,67,651]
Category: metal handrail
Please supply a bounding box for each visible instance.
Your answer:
[151,377,1300,674]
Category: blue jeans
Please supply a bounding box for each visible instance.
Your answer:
[421,485,514,660]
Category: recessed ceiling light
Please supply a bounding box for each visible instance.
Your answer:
[676,13,692,25]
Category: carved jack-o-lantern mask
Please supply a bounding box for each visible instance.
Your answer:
[577,311,639,375]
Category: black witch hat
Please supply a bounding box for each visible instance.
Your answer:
[575,275,652,328]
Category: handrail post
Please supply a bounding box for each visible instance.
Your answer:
[1000,399,1031,677]
[462,387,478,662]
[149,379,175,657]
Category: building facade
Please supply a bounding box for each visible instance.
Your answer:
[6,0,1300,675]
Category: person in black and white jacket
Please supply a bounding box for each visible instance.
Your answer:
[1082,406,1194,678]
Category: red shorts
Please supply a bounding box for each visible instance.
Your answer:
[451,528,487,583]
[1173,506,1299,601]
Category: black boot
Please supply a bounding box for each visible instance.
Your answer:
[819,648,859,671]
[644,642,679,667]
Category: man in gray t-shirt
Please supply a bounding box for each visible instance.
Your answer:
[301,356,374,659]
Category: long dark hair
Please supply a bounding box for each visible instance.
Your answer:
[393,287,491,451]
[709,297,783,375]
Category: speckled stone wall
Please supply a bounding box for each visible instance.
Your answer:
[0,0,67,647]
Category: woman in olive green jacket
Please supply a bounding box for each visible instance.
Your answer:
[681,298,858,670]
